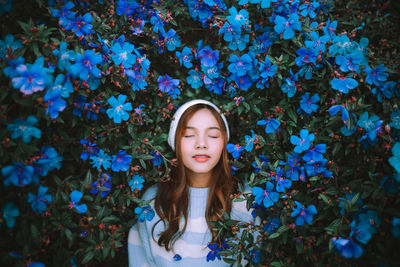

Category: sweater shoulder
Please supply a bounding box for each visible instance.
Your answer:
[141,184,159,201]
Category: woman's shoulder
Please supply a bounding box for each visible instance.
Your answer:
[141,184,159,201]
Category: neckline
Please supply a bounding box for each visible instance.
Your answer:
[188,186,209,197]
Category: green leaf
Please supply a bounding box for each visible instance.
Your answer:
[287,108,297,123]
[268,232,280,239]
[81,251,95,264]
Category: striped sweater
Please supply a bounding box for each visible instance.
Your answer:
[128,184,256,267]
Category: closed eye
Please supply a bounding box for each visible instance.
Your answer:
[183,135,194,138]
[209,136,219,138]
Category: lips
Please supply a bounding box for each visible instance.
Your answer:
[193,154,210,162]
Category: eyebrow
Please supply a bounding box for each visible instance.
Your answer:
[185,126,221,130]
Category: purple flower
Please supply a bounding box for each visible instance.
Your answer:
[330,76,358,94]
[106,94,133,123]
[252,181,280,208]
[290,129,315,153]
[129,174,145,191]
[290,201,317,225]
[331,237,363,258]
[69,190,87,213]
[274,14,302,40]
[135,205,155,222]
[27,185,52,214]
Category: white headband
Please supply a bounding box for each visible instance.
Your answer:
[167,99,230,151]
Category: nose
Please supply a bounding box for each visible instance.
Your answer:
[195,134,208,149]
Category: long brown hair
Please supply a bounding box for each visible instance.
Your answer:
[152,104,239,251]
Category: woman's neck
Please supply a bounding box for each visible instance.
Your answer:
[186,170,211,188]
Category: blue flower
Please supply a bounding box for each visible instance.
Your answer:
[228,33,250,51]
[231,74,252,91]
[295,48,317,67]
[330,76,358,94]
[380,174,399,194]
[158,74,180,98]
[227,144,244,159]
[27,262,45,267]
[299,1,320,18]
[90,149,112,170]
[69,190,87,213]
[44,86,67,119]
[70,50,102,81]
[323,19,337,38]
[364,64,388,86]
[393,217,400,238]
[52,41,75,71]
[244,130,256,152]
[34,146,63,176]
[328,35,351,56]
[111,150,132,172]
[176,47,193,69]
[350,210,380,244]
[304,159,332,177]
[298,93,320,115]
[135,205,155,222]
[331,237,363,258]
[164,29,181,51]
[106,94,132,123]
[116,0,139,16]
[68,13,93,37]
[290,201,317,225]
[274,14,302,40]
[206,243,221,262]
[372,81,395,103]
[260,0,277,8]
[7,116,41,143]
[305,31,330,54]
[2,162,35,187]
[12,58,49,95]
[228,53,253,76]
[129,174,145,191]
[187,69,203,89]
[198,47,219,67]
[90,173,112,197]
[252,181,280,208]
[303,144,326,162]
[0,0,12,15]
[263,217,280,234]
[256,117,280,134]
[390,110,400,130]
[150,151,163,166]
[259,58,277,79]
[389,143,400,173]
[335,51,363,73]
[3,56,24,78]
[173,254,182,261]
[0,34,23,59]
[357,112,382,141]
[2,202,19,228]
[329,105,349,122]
[111,41,137,68]
[281,69,298,97]
[28,185,52,214]
[226,6,249,29]
[249,248,261,263]
[252,155,269,173]
[273,167,292,192]
[52,73,74,98]
[290,129,315,153]
[80,139,99,160]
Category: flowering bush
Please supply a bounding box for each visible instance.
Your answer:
[1,0,400,266]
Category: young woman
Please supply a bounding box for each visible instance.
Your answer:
[128,99,255,266]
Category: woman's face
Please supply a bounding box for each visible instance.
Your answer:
[180,108,225,182]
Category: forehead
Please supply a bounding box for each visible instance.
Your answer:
[185,108,220,128]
